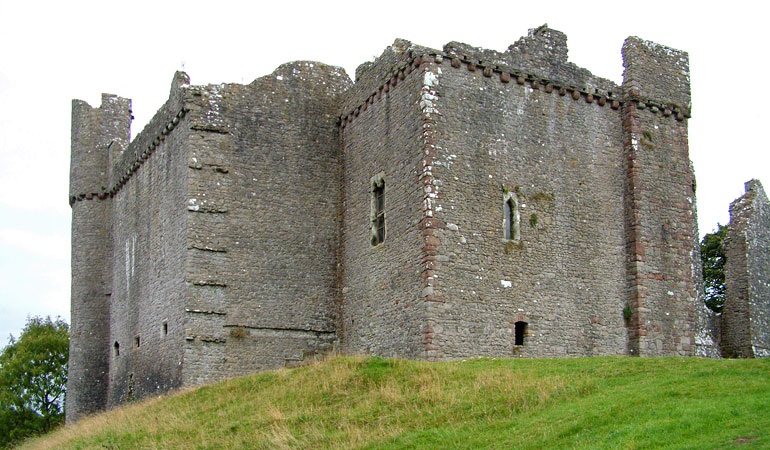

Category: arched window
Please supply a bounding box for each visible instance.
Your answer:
[503,191,520,242]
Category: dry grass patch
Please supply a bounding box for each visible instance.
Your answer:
[21,356,769,449]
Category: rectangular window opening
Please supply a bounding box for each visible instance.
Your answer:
[514,321,528,346]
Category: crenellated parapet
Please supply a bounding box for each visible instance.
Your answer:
[70,94,132,199]
[69,74,190,206]
[340,27,689,133]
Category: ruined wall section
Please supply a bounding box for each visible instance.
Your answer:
[425,29,629,358]
[339,42,428,357]
[107,75,190,406]
[180,62,351,384]
[743,181,770,357]
[68,94,131,422]
[723,180,770,357]
[621,38,697,356]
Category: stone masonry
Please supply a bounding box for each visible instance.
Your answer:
[721,180,770,357]
[67,26,768,423]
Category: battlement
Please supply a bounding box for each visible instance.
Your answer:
[69,94,131,200]
[622,36,691,111]
[340,26,691,134]
[71,26,693,208]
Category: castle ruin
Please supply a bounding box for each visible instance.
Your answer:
[67,26,768,422]
[721,181,770,358]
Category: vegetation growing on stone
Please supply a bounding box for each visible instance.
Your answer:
[623,305,633,321]
[532,191,554,203]
[504,240,524,254]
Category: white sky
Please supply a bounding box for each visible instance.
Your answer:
[0,0,767,344]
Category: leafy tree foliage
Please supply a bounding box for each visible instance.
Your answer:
[0,316,68,448]
[701,224,727,313]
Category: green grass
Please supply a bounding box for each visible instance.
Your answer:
[20,356,770,449]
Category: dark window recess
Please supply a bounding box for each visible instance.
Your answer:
[372,182,385,245]
[514,321,528,346]
[162,321,168,336]
[505,199,514,240]
[113,341,120,357]
[134,336,141,348]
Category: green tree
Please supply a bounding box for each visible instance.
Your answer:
[701,224,727,313]
[0,316,68,448]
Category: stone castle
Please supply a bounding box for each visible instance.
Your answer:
[67,26,770,422]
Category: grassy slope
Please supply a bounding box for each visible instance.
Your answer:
[21,356,770,449]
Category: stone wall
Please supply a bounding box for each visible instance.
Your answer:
[337,27,700,359]
[339,41,429,358]
[723,180,770,357]
[106,77,190,406]
[180,62,350,384]
[419,30,629,358]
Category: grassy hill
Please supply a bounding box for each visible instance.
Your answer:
[21,356,770,449]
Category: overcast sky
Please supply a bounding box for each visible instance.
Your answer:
[0,0,767,344]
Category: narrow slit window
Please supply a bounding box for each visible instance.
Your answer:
[114,341,120,357]
[134,335,141,348]
[505,199,514,239]
[514,321,528,346]
[375,184,385,242]
[162,321,168,337]
[503,191,520,242]
[370,173,386,246]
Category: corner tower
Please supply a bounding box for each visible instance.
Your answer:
[68,94,131,422]
[621,38,698,356]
